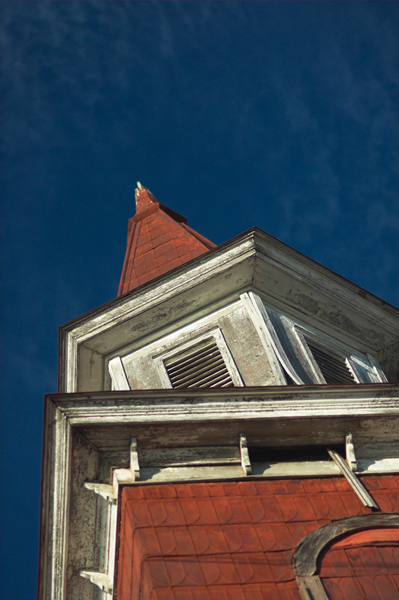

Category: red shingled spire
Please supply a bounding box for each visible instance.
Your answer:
[118,183,216,296]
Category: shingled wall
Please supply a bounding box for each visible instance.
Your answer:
[116,476,399,600]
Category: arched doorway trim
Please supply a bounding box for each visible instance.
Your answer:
[292,513,399,600]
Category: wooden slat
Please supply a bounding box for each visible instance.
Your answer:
[165,339,234,389]
[307,341,355,384]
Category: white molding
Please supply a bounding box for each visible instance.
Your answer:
[39,403,72,600]
[81,435,248,597]
[58,386,399,425]
[257,301,308,384]
[64,230,399,347]
[82,438,139,597]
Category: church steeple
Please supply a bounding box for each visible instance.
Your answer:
[118,183,216,296]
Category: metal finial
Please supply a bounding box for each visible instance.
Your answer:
[136,181,143,190]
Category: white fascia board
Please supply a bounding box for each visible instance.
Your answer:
[50,383,399,436]
[58,228,399,392]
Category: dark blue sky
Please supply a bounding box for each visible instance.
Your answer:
[1,2,398,598]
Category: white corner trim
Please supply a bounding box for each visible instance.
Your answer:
[85,437,139,501]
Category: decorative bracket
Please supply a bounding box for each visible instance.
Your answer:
[240,433,252,475]
[80,571,112,595]
[345,431,357,472]
[130,437,140,479]
[84,437,140,501]
[84,482,116,502]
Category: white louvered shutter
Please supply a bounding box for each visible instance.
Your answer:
[164,338,234,389]
[305,340,356,384]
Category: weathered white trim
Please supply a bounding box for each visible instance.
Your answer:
[84,482,115,502]
[240,292,286,384]
[38,403,72,600]
[81,435,249,597]
[251,461,340,477]
[138,445,241,467]
[257,301,307,384]
[108,356,130,390]
[130,437,140,479]
[265,304,385,385]
[358,457,399,472]
[59,386,399,426]
[367,352,389,382]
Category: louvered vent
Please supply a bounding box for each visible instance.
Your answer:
[164,339,234,389]
[306,340,356,384]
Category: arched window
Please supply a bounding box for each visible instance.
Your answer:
[292,514,399,600]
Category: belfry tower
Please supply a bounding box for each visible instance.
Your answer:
[39,184,399,600]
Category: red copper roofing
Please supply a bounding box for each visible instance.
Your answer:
[116,475,399,599]
[118,185,216,296]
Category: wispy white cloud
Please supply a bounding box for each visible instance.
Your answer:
[1,0,398,302]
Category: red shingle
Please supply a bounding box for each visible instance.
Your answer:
[156,248,180,267]
[276,495,316,522]
[118,477,399,600]
[265,551,294,582]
